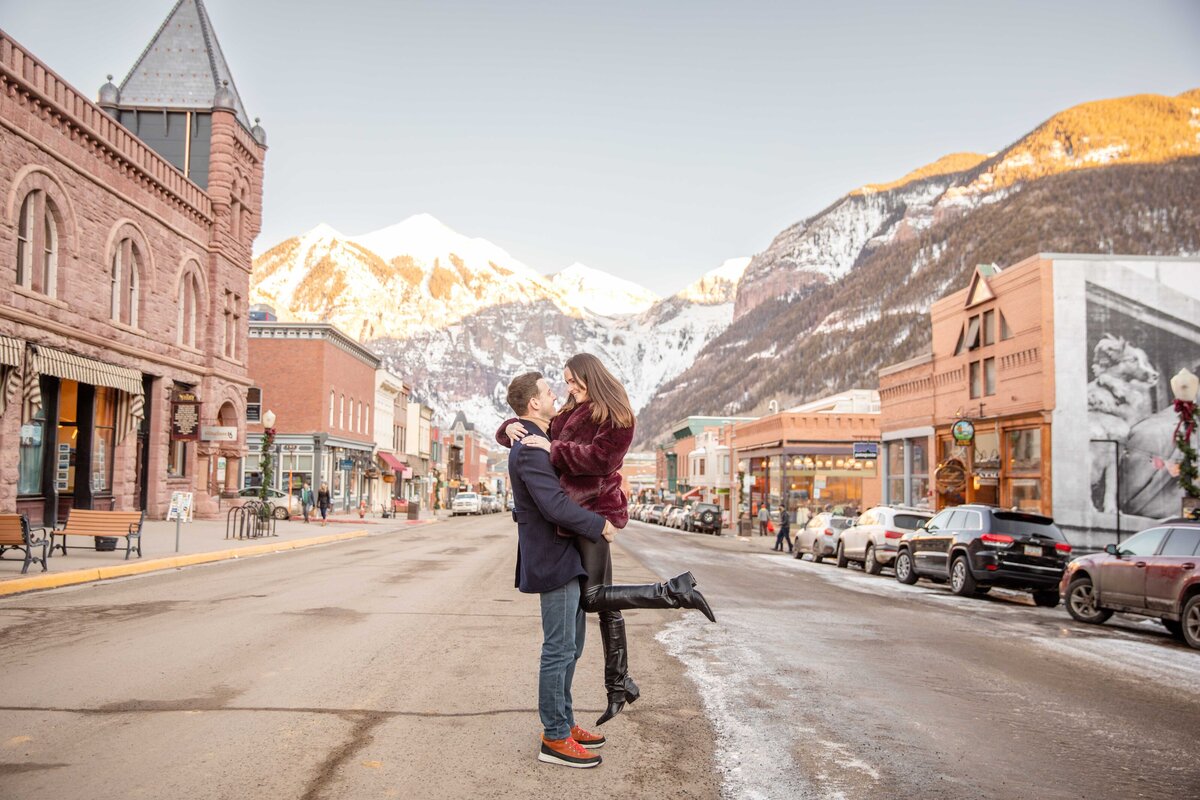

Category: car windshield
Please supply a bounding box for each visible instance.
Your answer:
[456,493,478,501]
[695,504,719,512]
[830,516,853,529]
[991,511,1065,541]
[893,513,932,530]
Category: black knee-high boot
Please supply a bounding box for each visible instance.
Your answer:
[595,613,640,726]
[583,571,716,623]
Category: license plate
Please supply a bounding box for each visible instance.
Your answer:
[1023,544,1042,557]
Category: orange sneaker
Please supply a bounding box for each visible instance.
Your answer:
[538,735,602,768]
[569,724,606,749]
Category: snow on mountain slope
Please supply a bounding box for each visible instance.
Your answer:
[549,263,660,316]
[677,257,750,304]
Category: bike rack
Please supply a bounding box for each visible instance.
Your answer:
[225,501,278,540]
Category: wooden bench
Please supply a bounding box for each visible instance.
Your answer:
[0,514,49,574]
[52,509,143,560]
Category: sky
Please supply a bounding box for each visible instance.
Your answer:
[3,0,1199,296]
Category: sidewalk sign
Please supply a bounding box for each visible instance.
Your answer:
[167,491,194,553]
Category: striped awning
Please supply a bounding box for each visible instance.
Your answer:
[0,335,20,368]
[0,335,21,418]
[22,345,145,444]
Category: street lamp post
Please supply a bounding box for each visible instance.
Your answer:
[1171,368,1200,515]
[259,409,277,504]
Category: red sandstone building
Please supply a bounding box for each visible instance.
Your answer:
[246,322,380,513]
[0,1,266,524]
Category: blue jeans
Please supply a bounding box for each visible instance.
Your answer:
[538,578,585,740]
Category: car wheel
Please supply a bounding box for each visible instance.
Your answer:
[950,555,978,597]
[894,550,918,585]
[1032,590,1059,608]
[1162,618,1185,639]
[864,545,883,576]
[1066,577,1113,625]
[1183,595,1200,649]
[272,506,289,520]
[811,541,824,564]
[835,542,848,568]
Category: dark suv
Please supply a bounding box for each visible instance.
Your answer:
[893,504,1072,606]
[684,503,723,535]
[1060,520,1200,648]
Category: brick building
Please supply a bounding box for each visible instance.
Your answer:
[246,322,379,513]
[0,1,266,524]
[443,411,491,499]
[878,254,1200,549]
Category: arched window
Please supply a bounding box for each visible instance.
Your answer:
[110,237,142,327]
[365,403,371,435]
[177,269,202,348]
[340,395,345,429]
[329,390,335,427]
[15,190,58,296]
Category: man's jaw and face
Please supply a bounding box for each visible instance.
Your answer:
[525,378,558,427]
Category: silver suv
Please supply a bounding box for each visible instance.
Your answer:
[836,505,933,574]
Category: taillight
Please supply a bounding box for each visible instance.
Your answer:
[824,528,833,536]
[884,530,904,539]
[981,533,1014,548]
[1055,542,1072,554]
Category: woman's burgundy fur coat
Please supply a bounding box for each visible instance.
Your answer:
[496,401,634,528]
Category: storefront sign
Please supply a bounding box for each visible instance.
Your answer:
[171,391,201,441]
[339,458,354,470]
[852,442,880,459]
[167,491,194,522]
[200,425,238,442]
[936,458,968,493]
[951,419,976,444]
[401,468,413,479]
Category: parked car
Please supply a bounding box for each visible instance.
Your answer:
[451,492,482,515]
[837,506,933,574]
[794,512,854,563]
[1061,520,1200,648]
[237,486,290,519]
[685,502,724,535]
[646,504,668,525]
[665,506,688,529]
[893,504,1071,606]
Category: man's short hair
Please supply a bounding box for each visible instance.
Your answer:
[506,372,543,416]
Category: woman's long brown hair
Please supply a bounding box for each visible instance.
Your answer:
[559,353,634,429]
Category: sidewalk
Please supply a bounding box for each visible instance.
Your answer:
[0,511,439,596]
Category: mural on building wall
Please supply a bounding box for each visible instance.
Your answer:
[1086,276,1200,521]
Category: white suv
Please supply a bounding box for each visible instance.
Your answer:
[451,492,482,515]
[836,506,933,574]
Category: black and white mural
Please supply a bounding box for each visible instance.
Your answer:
[1054,259,1200,544]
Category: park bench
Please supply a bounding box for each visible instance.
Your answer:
[0,513,49,574]
[51,509,143,560]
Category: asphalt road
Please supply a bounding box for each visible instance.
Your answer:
[4,515,1199,800]
[0,516,719,800]
[619,520,1200,800]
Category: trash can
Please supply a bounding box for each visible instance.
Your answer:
[95,537,118,551]
[407,502,420,520]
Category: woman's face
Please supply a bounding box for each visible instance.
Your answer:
[564,367,588,404]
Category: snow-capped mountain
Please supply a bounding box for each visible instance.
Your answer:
[251,215,742,435]
[548,263,660,316]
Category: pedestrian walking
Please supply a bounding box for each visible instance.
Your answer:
[317,482,331,526]
[774,507,793,552]
[301,482,314,523]
[758,503,770,537]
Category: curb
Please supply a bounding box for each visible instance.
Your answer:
[0,529,371,598]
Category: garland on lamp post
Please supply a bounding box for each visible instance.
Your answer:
[259,409,277,505]
[1171,370,1200,503]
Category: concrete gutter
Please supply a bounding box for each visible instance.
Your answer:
[0,529,372,598]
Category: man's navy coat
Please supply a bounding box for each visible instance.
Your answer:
[509,418,606,593]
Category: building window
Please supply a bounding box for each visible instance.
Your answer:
[91,387,116,494]
[1000,311,1013,340]
[18,399,46,495]
[15,190,58,296]
[969,360,981,399]
[178,271,202,347]
[983,357,996,396]
[111,237,141,327]
[911,437,930,506]
[1007,428,1042,473]
[329,390,335,427]
[340,395,345,429]
[222,291,241,360]
[168,438,187,476]
[886,441,905,503]
[982,309,995,346]
[246,387,262,423]
[965,315,981,351]
[365,403,371,435]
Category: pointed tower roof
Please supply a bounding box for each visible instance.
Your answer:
[118,0,251,128]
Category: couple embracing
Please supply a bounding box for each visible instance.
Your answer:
[501,353,716,769]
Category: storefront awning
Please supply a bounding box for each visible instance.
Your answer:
[378,451,406,471]
[22,344,144,444]
[0,335,21,418]
[680,488,701,499]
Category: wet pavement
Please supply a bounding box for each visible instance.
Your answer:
[621,521,1200,800]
